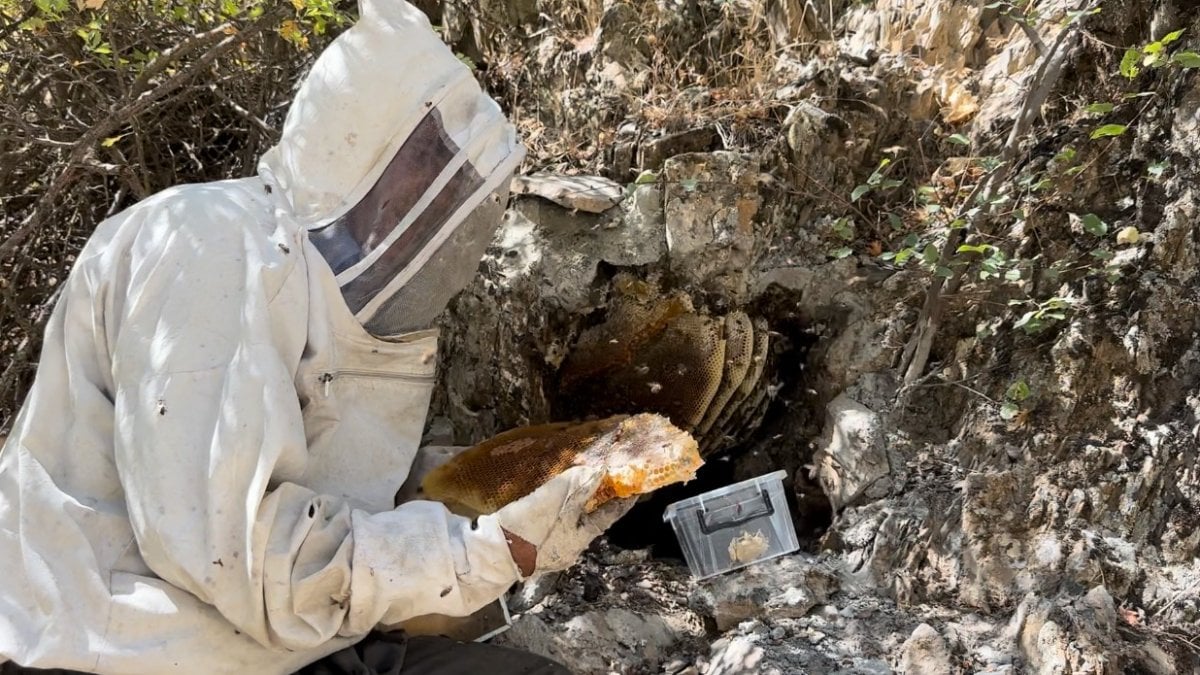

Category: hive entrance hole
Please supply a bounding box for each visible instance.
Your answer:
[605,283,834,557]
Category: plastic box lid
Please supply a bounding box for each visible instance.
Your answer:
[662,470,799,579]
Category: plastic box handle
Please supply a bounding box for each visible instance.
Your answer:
[696,489,774,535]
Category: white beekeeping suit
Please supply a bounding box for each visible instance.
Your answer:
[0,1,617,673]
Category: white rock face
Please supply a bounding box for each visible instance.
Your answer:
[812,394,893,511]
[898,623,952,675]
[511,174,625,214]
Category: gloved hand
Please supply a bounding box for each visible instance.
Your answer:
[485,465,635,578]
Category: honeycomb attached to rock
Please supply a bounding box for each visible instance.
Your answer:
[420,413,702,517]
[556,275,773,455]
[696,311,754,437]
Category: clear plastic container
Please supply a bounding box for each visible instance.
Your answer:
[662,470,800,579]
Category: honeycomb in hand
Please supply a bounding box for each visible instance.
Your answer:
[420,413,703,517]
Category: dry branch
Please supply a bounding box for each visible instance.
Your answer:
[0,10,283,266]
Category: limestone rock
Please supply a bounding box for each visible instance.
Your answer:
[705,635,765,675]
[689,555,837,631]
[499,608,680,673]
[662,152,763,300]
[640,127,719,171]
[511,174,624,214]
[898,623,952,675]
[811,394,893,512]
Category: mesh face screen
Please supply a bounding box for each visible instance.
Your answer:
[420,414,702,516]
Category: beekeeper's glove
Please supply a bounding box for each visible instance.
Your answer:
[486,465,635,578]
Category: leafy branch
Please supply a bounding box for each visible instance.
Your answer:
[895,0,1101,390]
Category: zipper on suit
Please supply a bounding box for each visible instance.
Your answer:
[320,369,435,397]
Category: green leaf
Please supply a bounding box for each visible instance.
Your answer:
[1148,161,1169,179]
[1005,268,1022,282]
[1054,147,1077,163]
[1090,248,1114,260]
[1064,6,1102,24]
[1006,380,1031,402]
[832,217,855,241]
[922,244,940,266]
[634,170,659,185]
[1173,51,1200,68]
[1080,213,1108,236]
[1090,124,1128,139]
[850,184,871,202]
[1014,310,1038,331]
[957,244,992,254]
[1084,102,1114,114]
[830,247,854,259]
[1120,48,1142,78]
[1161,29,1186,46]
[1000,402,1021,420]
[935,266,954,278]
[947,133,971,146]
[888,213,904,231]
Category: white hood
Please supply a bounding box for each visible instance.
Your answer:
[260,0,525,333]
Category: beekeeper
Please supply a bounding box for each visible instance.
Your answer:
[0,1,631,673]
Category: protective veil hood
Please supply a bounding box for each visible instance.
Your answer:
[259,0,524,334]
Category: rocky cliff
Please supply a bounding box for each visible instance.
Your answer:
[422,0,1200,672]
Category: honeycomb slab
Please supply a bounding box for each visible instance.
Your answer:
[420,413,702,517]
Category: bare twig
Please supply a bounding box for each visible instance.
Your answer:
[130,21,239,96]
[1005,7,1050,58]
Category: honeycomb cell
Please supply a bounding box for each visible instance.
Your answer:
[709,316,771,452]
[558,305,726,431]
[696,311,754,437]
[557,276,693,394]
